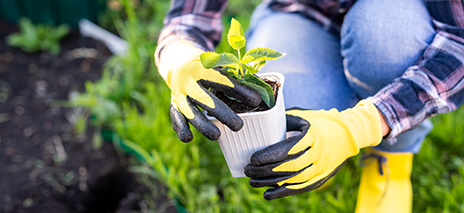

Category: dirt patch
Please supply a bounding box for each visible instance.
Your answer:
[0,18,176,213]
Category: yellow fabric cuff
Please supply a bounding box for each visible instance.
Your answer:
[158,41,204,86]
[340,99,383,148]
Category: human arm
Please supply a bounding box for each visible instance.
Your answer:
[155,0,227,68]
[367,0,464,142]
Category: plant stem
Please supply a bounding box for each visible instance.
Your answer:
[237,47,244,78]
[237,47,241,62]
[237,64,242,78]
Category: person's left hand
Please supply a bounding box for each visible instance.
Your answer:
[244,100,383,200]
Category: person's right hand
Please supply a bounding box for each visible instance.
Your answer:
[159,41,261,142]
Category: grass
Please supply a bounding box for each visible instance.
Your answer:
[70,0,464,212]
[412,108,464,212]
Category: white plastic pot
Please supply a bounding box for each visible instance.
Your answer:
[207,72,286,177]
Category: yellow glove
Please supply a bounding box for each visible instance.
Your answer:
[159,41,261,142]
[244,100,383,200]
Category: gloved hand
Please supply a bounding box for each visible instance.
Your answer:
[159,41,261,142]
[244,100,383,200]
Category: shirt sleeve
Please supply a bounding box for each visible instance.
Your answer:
[367,1,464,142]
[155,0,227,70]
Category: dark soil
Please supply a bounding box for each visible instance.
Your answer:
[0,19,176,213]
[217,79,281,114]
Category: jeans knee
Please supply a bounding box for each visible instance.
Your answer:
[341,0,435,97]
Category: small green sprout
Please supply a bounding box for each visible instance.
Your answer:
[6,18,70,56]
[200,18,286,108]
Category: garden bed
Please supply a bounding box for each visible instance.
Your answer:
[0,18,176,213]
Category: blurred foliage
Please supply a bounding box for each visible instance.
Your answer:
[6,18,70,55]
[412,108,464,212]
[69,0,464,212]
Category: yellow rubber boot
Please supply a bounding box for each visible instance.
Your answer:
[355,149,413,213]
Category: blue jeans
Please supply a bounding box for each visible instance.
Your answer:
[246,0,434,153]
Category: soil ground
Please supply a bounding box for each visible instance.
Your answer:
[0,19,176,213]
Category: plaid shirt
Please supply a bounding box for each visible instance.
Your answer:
[155,0,464,142]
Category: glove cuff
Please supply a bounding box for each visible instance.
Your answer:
[158,41,204,87]
[340,100,383,149]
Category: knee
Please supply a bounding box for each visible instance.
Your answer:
[340,0,435,97]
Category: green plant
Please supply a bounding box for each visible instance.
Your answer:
[6,18,70,55]
[200,18,285,108]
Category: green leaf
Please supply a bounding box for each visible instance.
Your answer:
[48,43,61,56]
[253,60,266,72]
[200,52,239,69]
[241,47,286,64]
[227,18,246,50]
[54,25,70,39]
[228,35,246,50]
[5,18,69,55]
[241,64,259,75]
[221,66,239,78]
[242,74,275,108]
[20,18,36,39]
[239,80,270,108]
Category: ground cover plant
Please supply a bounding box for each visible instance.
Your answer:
[71,0,464,212]
[6,18,70,55]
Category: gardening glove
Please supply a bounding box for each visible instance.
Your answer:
[244,100,383,200]
[159,41,261,142]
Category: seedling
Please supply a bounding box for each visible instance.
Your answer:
[200,18,285,108]
[6,18,70,56]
